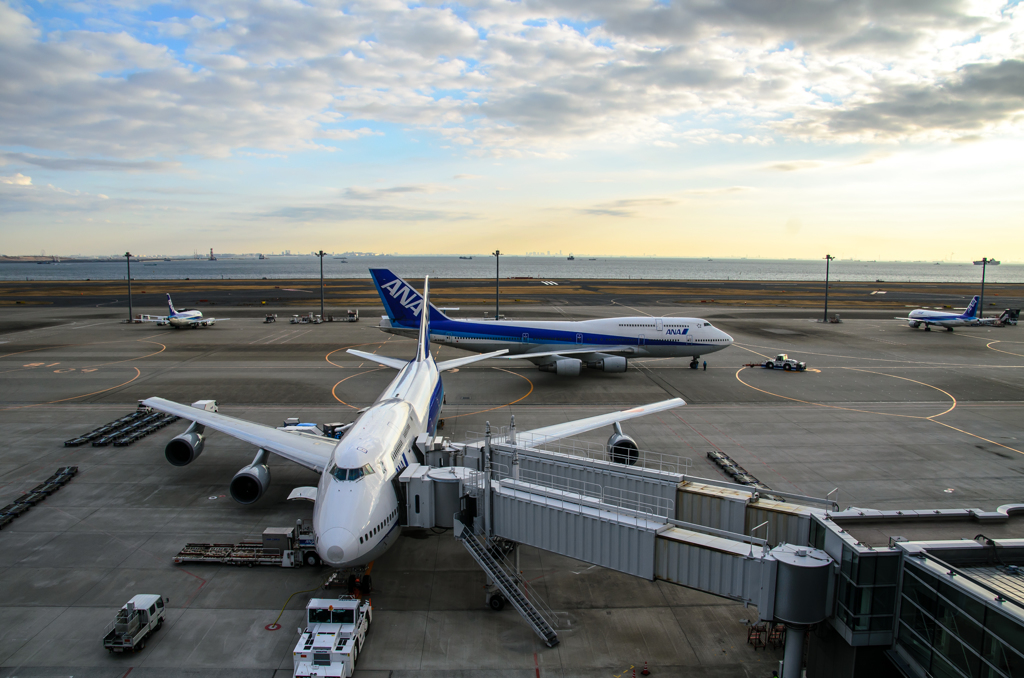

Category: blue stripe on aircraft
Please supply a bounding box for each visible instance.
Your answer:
[392,320,697,348]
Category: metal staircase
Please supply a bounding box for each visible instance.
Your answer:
[454,518,560,647]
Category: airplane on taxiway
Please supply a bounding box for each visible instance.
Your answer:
[369,268,734,375]
[896,296,990,331]
[139,293,228,328]
[143,277,685,569]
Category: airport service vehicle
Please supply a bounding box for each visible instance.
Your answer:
[139,293,228,328]
[174,522,321,567]
[265,314,278,323]
[346,309,359,322]
[103,594,166,653]
[763,354,806,371]
[895,296,981,331]
[143,277,683,569]
[369,268,733,374]
[293,597,372,678]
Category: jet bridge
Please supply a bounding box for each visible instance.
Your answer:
[399,426,839,678]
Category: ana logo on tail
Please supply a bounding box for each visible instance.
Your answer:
[380,279,423,316]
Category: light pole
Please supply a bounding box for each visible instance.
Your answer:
[974,258,999,319]
[125,251,133,321]
[823,254,835,323]
[492,250,501,320]
[318,250,326,318]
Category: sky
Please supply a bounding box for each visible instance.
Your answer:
[1,0,1022,259]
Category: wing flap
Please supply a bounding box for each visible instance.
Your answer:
[143,397,335,472]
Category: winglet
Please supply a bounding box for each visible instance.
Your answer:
[418,277,430,362]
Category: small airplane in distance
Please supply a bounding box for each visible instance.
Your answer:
[896,296,982,331]
[143,277,684,569]
[139,293,228,328]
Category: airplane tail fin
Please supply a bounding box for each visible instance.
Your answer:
[962,296,980,319]
[369,269,450,326]
[417,277,430,362]
[167,293,176,316]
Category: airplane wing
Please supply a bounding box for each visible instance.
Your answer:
[436,349,509,372]
[137,315,168,322]
[500,346,638,361]
[347,349,409,370]
[142,397,336,472]
[893,317,937,324]
[462,398,685,447]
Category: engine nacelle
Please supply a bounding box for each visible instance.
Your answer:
[230,450,271,505]
[539,358,582,376]
[165,431,205,467]
[607,423,639,465]
[587,356,627,373]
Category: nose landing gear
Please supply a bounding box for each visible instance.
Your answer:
[690,357,701,369]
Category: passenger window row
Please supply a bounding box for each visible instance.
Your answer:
[360,508,400,544]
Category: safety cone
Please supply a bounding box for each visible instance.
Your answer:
[641,660,651,675]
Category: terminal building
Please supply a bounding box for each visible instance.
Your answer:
[403,424,1024,678]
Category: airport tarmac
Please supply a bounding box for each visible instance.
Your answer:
[1,304,1023,677]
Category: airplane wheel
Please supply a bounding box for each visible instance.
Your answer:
[361,575,373,593]
[304,551,320,567]
[348,574,357,593]
[489,594,506,611]
[947,327,954,332]
[924,326,931,331]
[689,361,698,369]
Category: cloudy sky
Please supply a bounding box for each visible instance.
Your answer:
[1,0,1022,259]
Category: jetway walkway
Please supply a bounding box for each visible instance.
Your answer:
[401,427,839,675]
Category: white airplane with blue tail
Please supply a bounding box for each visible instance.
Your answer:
[139,293,227,328]
[142,277,684,570]
[370,268,733,375]
[896,296,983,331]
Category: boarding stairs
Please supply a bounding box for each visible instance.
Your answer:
[454,519,560,647]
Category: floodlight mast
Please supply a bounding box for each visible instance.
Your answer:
[974,257,999,319]
[318,250,325,318]
[125,252,132,321]
[823,254,835,322]
[493,250,501,320]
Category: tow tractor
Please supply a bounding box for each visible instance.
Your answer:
[749,354,806,371]
[173,521,322,567]
[103,594,167,653]
[292,597,372,678]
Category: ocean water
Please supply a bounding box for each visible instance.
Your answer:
[3,256,1023,284]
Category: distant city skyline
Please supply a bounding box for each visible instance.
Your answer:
[1,2,1022,260]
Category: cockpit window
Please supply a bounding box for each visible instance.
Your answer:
[704,322,713,327]
[328,463,375,482]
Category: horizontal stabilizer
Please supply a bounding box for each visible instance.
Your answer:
[436,349,509,372]
[347,349,408,370]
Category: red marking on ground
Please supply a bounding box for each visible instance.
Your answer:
[265,623,281,631]
[534,652,540,678]
[179,568,208,607]
[121,668,134,677]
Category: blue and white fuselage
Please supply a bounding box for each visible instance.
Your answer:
[140,293,225,328]
[371,269,733,373]
[898,296,980,330]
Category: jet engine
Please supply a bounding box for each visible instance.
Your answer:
[539,358,581,376]
[586,356,627,373]
[165,423,205,466]
[229,449,271,505]
[607,422,639,465]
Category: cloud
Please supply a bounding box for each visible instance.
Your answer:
[578,197,676,217]
[763,160,824,172]
[342,184,454,200]
[0,173,32,185]
[0,152,178,172]
[256,204,472,222]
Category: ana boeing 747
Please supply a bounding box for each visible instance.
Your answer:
[142,277,684,569]
[139,293,228,328]
[368,269,733,375]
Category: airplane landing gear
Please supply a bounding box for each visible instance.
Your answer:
[690,358,700,369]
[947,327,954,332]
[924,325,931,331]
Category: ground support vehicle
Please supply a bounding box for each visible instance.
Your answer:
[265,314,278,323]
[761,354,806,371]
[346,309,359,322]
[103,594,167,653]
[323,566,372,593]
[292,597,372,678]
[173,523,321,567]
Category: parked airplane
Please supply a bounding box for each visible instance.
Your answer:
[369,269,734,374]
[143,277,684,570]
[139,294,227,328]
[896,296,982,331]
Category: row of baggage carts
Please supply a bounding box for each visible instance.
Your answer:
[0,466,77,530]
[64,408,179,447]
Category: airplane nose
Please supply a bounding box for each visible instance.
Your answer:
[317,527,358,566]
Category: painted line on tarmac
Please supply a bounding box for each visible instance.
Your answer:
[445,367,535,420]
